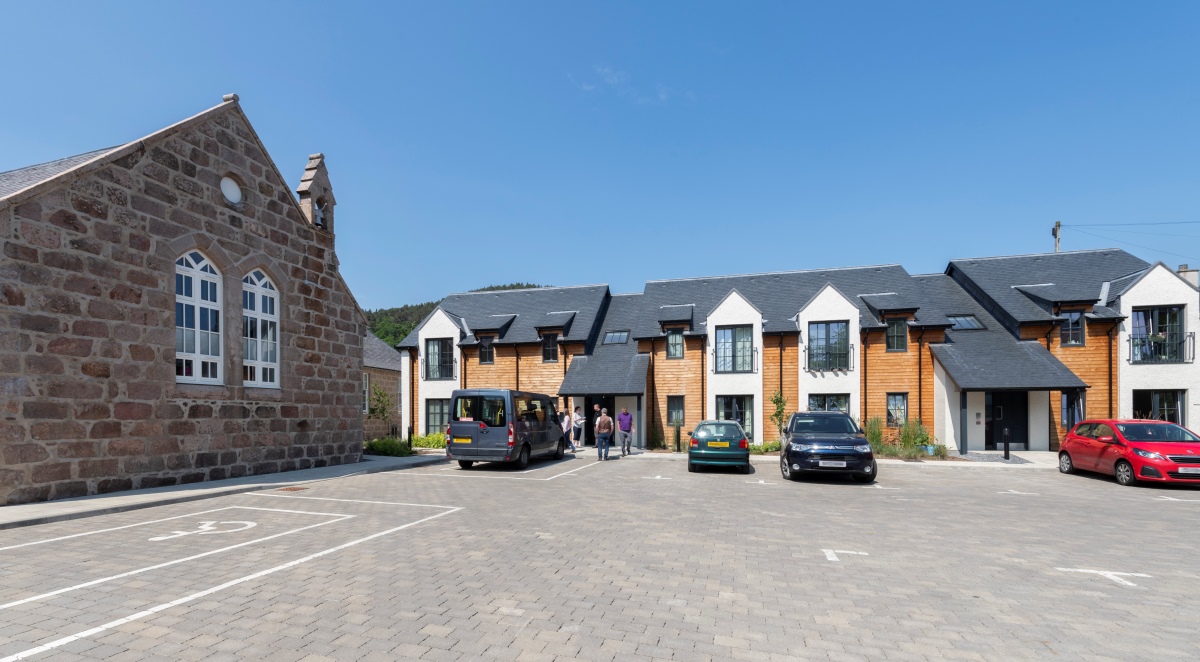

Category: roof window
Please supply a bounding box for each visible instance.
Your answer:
[603,331,629,344]
[947,315,984,330]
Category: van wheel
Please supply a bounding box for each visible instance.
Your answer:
[553,438,565,460]
[513,445,530,470]
[458,460,473,470]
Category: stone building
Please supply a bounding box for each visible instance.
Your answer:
[0,94,364,504]
[362,332,404,440]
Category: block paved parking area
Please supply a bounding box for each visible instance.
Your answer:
[0,454,1198,661]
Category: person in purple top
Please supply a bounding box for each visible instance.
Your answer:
[617,407,635,456]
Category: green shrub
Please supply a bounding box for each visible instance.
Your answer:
[897,419,931,448]
[932,443,950,459]
[410,433,447,449]
[864,417,885,445]
[873,442,901,458]
[364,437,412,457]
[900,444,926,461]
[762,440,781,454]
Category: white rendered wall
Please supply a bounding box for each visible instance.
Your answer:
[399,349,411,440]
[1027,391,1050,451]
[796,285,861,419]
[705,291,765,444]
[417,309,462,434]
[1118,265,1200,425]
[966,391,986,451]
[933,359,959,453]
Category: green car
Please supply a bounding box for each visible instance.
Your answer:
[687,420,751,474]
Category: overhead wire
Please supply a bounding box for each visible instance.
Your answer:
[1068,227,1200,263]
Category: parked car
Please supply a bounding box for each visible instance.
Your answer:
[779,411,877,483]
[687,420,751,473]
[1058,419,1200,486]
[446,389,566,470]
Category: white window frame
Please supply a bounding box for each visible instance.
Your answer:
[362,373,370,414]
[241,269,280,388]
[175,251,222,385]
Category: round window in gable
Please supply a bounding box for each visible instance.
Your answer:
[220,176,243,205]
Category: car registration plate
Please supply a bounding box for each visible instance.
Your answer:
[1179,466,1200,474]
[819,460,847,468]
[453,437,471,444]
[707,441,729,448]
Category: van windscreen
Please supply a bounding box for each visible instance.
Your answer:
[453,396,506,427]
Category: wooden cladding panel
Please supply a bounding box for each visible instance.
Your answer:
[761,335,800,442]
[862,327,943,438]
[645,336,706,447]
[1021,319,1119,448]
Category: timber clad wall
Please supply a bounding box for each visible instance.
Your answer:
[1021,317,1120,448]
[643,337,705,448]
[0,103,363,505]
[362,366,400,440]
[760,335,799,442]
[862,326,944,439]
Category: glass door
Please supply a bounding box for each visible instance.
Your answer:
[716,396,753,441]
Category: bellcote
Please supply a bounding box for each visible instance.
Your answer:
[297,153,336,235]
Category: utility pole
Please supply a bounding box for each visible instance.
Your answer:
[1051,221,1061,252]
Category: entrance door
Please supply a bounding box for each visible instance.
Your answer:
[985,392,1028,450]
[715,395,753,442]
[583,395,615,446]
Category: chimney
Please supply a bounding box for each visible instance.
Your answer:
[296,153,336,236]
[1178,264,1199,288]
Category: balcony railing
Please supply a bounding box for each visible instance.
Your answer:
[422,357,457,380]
[1129,332,1194,364]
[712,347,757,374]
[806,344,854,372]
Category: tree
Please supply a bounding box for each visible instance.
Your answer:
[366,384,392,426]
[770,389,788,441]
[366,282,552,347]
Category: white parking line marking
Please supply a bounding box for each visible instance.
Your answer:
[0,507,462,662]
[823,549,869,562]
[862,484,898,490]
[247,493,458,508]
[0,513,352,611]
[1056,568,1152,587]
[0,506,343,552]
[746,480,771,485]
[999,490,1039,495]
[1155,495,1200,502]
[643,476,671,480]
[396,460,603,482]
[147,521,256,541]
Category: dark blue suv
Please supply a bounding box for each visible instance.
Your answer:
[779,412,877,483]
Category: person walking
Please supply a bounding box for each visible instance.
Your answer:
[617,406,635,456]
[571,406,585,449]
[560,410,575,452]
[595,408,614,461]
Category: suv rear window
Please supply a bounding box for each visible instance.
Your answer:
[790,415,857,435]
[453,396,506,427]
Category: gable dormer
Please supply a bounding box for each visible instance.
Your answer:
[297,153,336,235]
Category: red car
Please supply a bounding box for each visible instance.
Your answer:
[1059,419,1200,486]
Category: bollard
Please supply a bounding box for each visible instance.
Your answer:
[1003,427,1010,460]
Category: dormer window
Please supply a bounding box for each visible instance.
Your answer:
[542,333,559,362]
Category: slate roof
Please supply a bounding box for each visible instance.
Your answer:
[559,294,649,396]
[633,264,944,339]
[397,285,609,349]
[363,332,405,371]
[947,249,1149,326]
[914,275,1087,391]
[0,147,119,199]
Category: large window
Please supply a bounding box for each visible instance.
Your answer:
[426,399,451,435]
[716,395,753,440]
[425,339,454,380]
[1133,390,1185,425]
[807,321,850,371]
[241,270,279,387]
[362,373,369,414]
[175,251,222,384]
[715,326,754,373]
[886,319,907,352]
[478,336,494,364]
[886,393,907,427]
[1131,306,1187,364]
[666,329,684,359]
[542,333,559,362]
[808,394,849,412]
[666,396,685,427]
[1060,310,1085,346]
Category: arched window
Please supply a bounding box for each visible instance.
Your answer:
[242,269,279,387]
[175,251,222,384]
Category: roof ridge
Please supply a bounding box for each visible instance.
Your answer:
[950,248,1125,262]
[446,284,608,296]
[646,263,903,284]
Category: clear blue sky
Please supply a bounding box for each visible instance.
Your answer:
[2,2,1197,309]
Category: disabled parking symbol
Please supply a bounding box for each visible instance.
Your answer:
[148,521,257,541]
